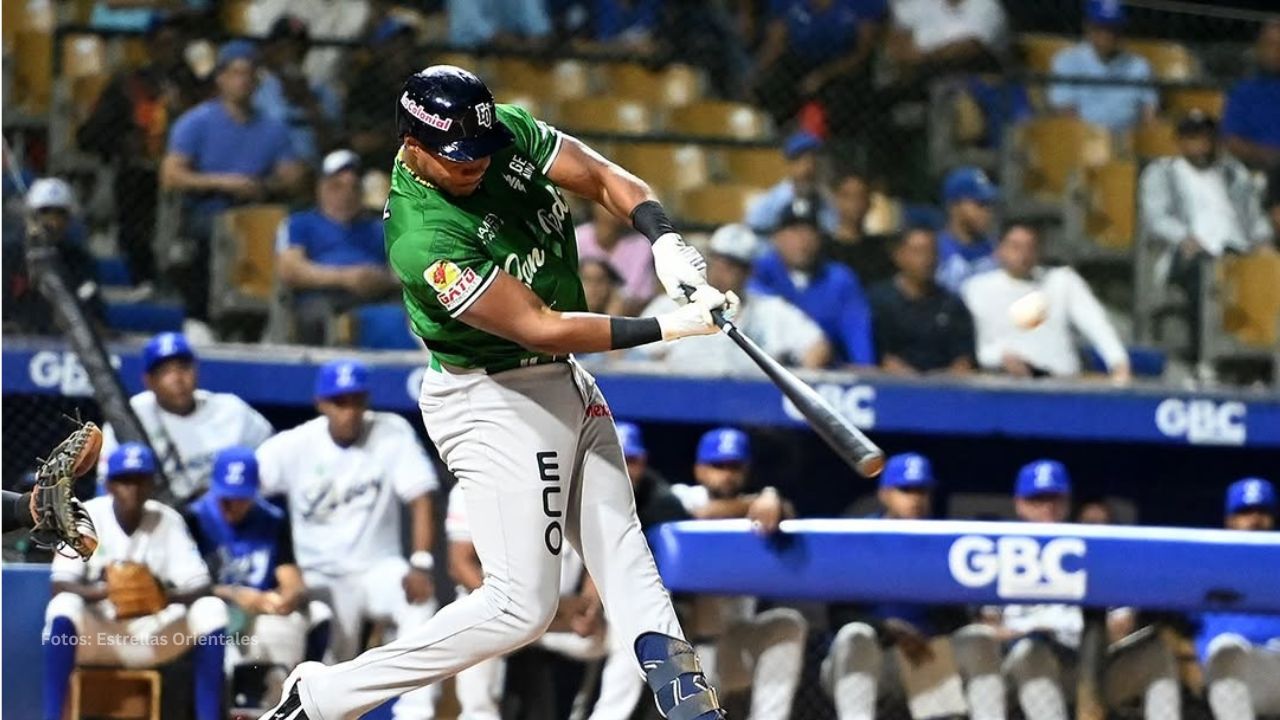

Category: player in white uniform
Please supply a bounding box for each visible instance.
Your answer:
[43,443,230,720]
[99,332,274,502]
[670,428,808,720]
[447,484,608,720]
[988,460,1179,720]
[638,224,832,374]
[255,359,440,720]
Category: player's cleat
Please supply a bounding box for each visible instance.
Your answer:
[258,661,321,720]
[635,632,727,720]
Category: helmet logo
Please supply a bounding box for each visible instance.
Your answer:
[401,92,453,131]
[476,102,494,129]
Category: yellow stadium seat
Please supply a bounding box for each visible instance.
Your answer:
[494,90,556,122]
[221,0,252,35]
[1129,118,1179,159]
[492,58,590,101]
[69,668,162,720]
[221,205,288,301]
[557,97,652,135]
[668,101,770,140]
[1084,160,1137,250]
[1123,39,1197,80]
[62,34,106,78]
[1220,251,1280,348]
[681,184,764,226]
[601,63,702,108]
[1017,116,1112,197]
[612,143,709,203]
[722,146,789,187]
[1162,87,1225,119]
[1020,33,1075,74]
[14,30,53,113]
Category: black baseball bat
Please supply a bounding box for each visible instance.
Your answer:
[684,286,885,478]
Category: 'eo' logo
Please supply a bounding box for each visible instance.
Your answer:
[949,535,1087,600]
[1155,398,1246,446]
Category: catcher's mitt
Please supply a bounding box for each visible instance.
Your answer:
[30,420,101,560]
[106,561,167,619]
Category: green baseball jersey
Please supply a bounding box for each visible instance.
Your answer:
[385,104,586,369]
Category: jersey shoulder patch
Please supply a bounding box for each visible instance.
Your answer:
[425,259,488,313]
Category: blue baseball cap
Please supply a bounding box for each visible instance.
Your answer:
[210,447,260,499]
[371,17,414,44]
[215,39,258,73]
[942,167,998,205]
[1015,459,1072,498]
[106,442,156,479]
[615,421,646,459]
[696,428,751,465]
[880,453,936,490]
[143,332,195,372]
[1085,0,1126,27]
[1226,477,1276,515]
[315,359,370,399]
[783,131,822,160]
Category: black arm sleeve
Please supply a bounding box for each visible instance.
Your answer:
[276,516,297,567]
[949,296,977,364]
[2,490,35,531]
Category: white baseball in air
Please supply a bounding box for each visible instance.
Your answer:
[1009,290,1048,330]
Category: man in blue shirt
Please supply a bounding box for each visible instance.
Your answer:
[1199,477,1280,720]
[1223,20,1280,169]
[277,150,397,344]
[935,166,998,293]
[746,131,839,235]
[161,40,306,325]
[1047,0,1157,131]
[254,16,342,164]
[750,196,875,365]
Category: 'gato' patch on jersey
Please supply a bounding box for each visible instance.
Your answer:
[425,260,482,311]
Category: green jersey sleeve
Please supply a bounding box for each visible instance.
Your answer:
[388,219,498,319]
[497,103,563,174]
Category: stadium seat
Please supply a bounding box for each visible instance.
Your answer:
[494,90,554,122]
[13,30,53,113]
[62,34,105,78]
[600,62,702,108]
[668,101,770,141]
[721,146,788,187]
[1123,39,1198,80]
[209,204,287,330]
[1129,118,1179,159]
[1162,87,1225,118]
[681,184,764,226]
[491,58,590,101]
[612,143,709,205]
[1019,33,1074,74]
[69,667,161,720]
[1220,251,1280,348]
[557,97,653,135]
[1016,116,1112,196]
[1083,160,1137,250]
[221,0,253,35]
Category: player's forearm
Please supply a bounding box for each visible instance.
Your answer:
[52,580,108,603]
[692,497,756,520]
[447,544,485,591]
[547,135,656,223]
[169,583,211,606]
[408,495,434,554]
[278,254,350,290]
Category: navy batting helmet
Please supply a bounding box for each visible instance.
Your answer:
[397,65,513,162]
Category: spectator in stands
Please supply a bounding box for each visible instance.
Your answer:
[1223,20,1280,169]
[616,422,690,528]
[825,453,1005,720]
[79,15,205,288]
[245,0,371,86]
[1199,477,1280,720]
[1047,0,1157,132]
[936,166,999,293]
[183,448,330,696]
[44,443,227,720]
[746,132,838,235]
[580,256,627,316]
[752,198,875,365]
[828,169,896,286]
[963,223,1130,380]
[588,0,660,53]
[1075,497,1115,524]
[640,223,832,372]
[887,0,1007,81]
[161,40,306,331]
[448,0,551,48]
[752,0,886,132]
[1269,165,1280,236]
[254,15,341,164]
[255,360,439,719]
[575,204,658,315]
[277,149,398,344]
[98,332,275,503]
[3,178,103,335]
[670,428,807,720]
[988,460,1180,720]
[869,226,976,375]
[660,1,752,98]
[345,18,420,171]
[1138,110,1273,362]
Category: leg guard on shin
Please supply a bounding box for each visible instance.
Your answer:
[635,632,725,720]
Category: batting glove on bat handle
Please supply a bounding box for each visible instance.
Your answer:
[652,234,709,304]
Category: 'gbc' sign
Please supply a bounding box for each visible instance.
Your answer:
[948,535,1088,601]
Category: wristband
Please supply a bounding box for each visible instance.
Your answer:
[630,200,676,244]
[409,551,435,572]
[610,316,663,350]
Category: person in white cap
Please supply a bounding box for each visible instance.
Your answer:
[637,223,831,374]
[276,149,399,343]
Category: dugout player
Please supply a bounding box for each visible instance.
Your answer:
[184,448,332,687]
[257,359,440,720]
[44,443,228,720]
[260,65,734,720]
[98,331,274,502]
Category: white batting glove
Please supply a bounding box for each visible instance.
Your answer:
[656,288,740,341]
[651,232,708,304]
